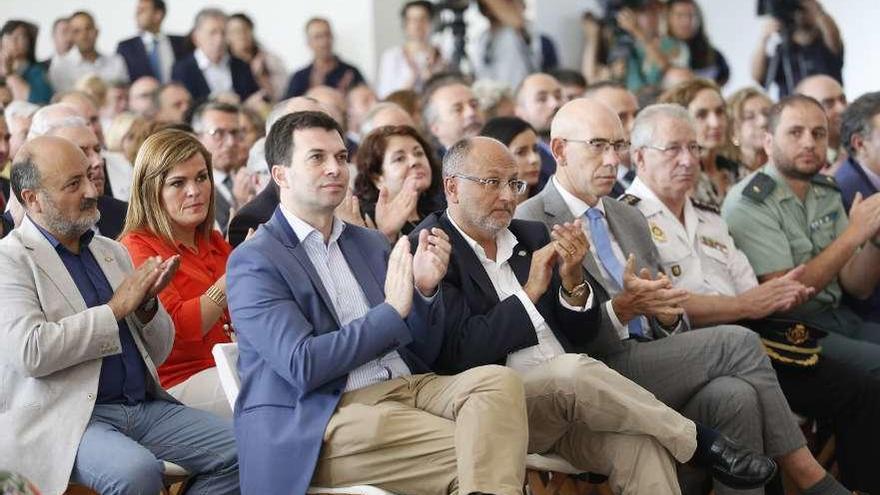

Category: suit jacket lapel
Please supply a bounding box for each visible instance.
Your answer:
[19,217,86,313]
[440,213,500,305]
[602,197,651,272]
[541,182,606,287]
[507,239,531,287]
[338,231,384,307]
[270,208,341,326]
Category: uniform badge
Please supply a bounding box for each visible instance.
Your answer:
[785,324,809,346]
[650,223,666,242]
[671,265,682,277]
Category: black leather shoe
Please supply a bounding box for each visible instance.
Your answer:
[707,435,777,489]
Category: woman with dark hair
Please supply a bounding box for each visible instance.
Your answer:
[666,0,729,86]
[659,78,741,206]
[354,125,444,241]
[0,20,53,104]
[376,1,446,98]
[226,12,287,101]
[479,116,540,203]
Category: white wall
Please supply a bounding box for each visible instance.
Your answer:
[3,0,878,97]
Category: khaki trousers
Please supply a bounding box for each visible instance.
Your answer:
[311,365,528,495]
[526,354,697,495]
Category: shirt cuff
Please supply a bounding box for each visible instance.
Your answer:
[415,286,439,303]
[513,289,545,330]
[557,287,594,313]
[605,300,630,340]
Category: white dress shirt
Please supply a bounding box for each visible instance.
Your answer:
[212,169,234,206]
[194,49,233,97]
[140,31,175,82]
[48,49,129,92]
[280,205,412,392]
[446,214,593,374]
[553,177,639,340]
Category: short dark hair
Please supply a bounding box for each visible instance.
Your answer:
[548,69,587,89]
[265,111,345,167]
[1,20,38,64]
[69,11,96,25]
[584,80,628,96]
[421,72,470,126]
[229,12,254,30]
[191,101,240,134]
[354,125,442,209]
[841,91,880,156]
[401,1,434,20]
[146,0,167,15]
[479,116,535,147]
[305,17,329,34]
[10,152,41,203]
[767,94,825,134]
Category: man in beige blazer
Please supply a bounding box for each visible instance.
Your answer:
[0,136,239,495]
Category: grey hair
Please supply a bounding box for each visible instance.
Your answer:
[630,103,696,150]
[4,101,39,122]
[472,79,512,115]
[442,138,474,177]
[27,104,87,139]
[359,102,405,137]
[191,100,240,134]
[194,8,227,30]
[10,149,42,203]
[841,91,880,156]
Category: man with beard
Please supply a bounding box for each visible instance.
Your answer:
[514,73,563,190]
[723,95,880,378]
[0,136,239,494]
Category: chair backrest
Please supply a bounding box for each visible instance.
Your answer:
[212,343,240,410]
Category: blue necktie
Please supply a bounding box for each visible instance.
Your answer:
[585,208,645,338]
[148,38,162,82]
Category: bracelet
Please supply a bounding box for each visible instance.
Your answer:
[205,284,227,308]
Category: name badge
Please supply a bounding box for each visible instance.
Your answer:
[699,236,728,254]
[809,211,838,232]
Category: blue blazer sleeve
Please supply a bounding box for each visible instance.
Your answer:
[227,244,414,394]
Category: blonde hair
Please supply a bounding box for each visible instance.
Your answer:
[723,87,772,163]
[105,112,144,153]
[121,129,216,246]
[74,74,108,108]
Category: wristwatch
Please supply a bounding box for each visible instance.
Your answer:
[138,296,158,314]
[562,280,588,299]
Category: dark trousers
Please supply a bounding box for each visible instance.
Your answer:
[774,356,880,493]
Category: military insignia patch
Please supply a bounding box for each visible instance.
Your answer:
[671,265,682,277]
[650,223,666,242]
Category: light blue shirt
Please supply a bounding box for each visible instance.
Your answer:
[280,205,411,392]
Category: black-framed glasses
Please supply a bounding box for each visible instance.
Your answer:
[451,174,528,194]
[644,143,703,158]
[564,138,630,156]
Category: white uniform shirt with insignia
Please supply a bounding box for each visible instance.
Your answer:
[625,178,759,296]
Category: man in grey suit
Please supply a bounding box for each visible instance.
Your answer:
[0,136,239,494]
[515,98,847,495]
[194,100,255,234]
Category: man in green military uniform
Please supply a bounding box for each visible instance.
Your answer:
[722,94,880,378]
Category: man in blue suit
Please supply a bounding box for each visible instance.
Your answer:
[227,111,529,495]
[171,9,259,104]
[116,0,189,83]
[836,91,880,324]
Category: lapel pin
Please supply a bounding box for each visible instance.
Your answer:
[104,256,114,262]
[517,250,527,257]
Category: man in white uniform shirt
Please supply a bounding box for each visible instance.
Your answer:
[49,11,128,93]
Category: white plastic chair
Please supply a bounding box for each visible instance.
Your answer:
[211,343,394,495]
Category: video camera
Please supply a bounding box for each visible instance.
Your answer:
[595,0,648,63]
[757,0,803,28]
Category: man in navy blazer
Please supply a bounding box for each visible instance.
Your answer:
[227,111,529,494]
[836,91,880,323]
[116,0,189,82]
[171,9,258,104]
[410,136,777,493]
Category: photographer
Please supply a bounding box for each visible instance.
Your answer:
[750,0,843,97]
[581,0,689,94]
[472,0,560,90]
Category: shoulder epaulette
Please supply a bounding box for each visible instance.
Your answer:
[617,193,641,206]
[690,198,720,214]
[811,173,840,191]
[742,172,776,203]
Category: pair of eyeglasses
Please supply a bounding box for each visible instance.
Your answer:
[451,174,528,195]
[206,127,243,141]
[644,143,703,158]
[564,138,631,156]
